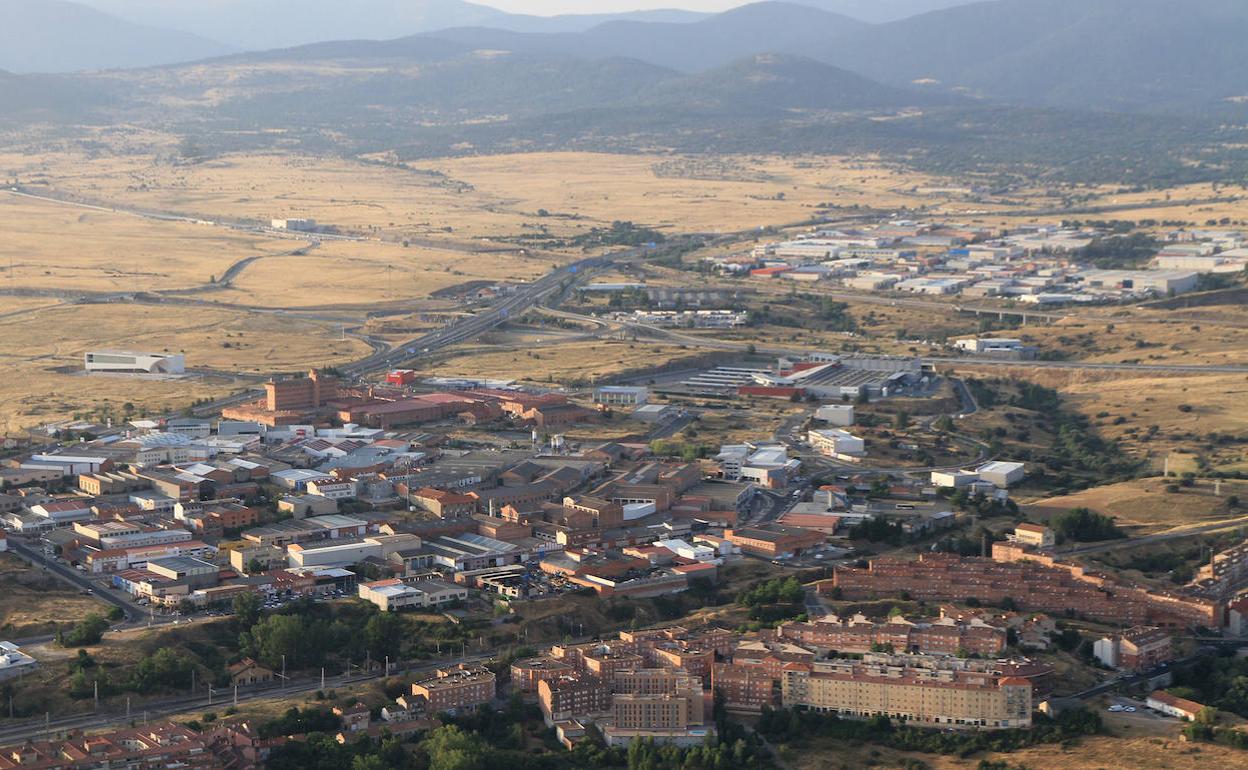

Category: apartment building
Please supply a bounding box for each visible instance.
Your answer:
[538,673,612,725]
[511,657,578,693]
[601,669,711,747]
[782,657,1032,730]
[777,613,1006,657]
[1093,626,1173,672]
[828,551,1220,628]
[411,664,496,714]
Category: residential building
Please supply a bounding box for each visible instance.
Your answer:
[1093,626,1173,672]
[411,664,496,714]
[782,656,1032,730]
[512,657,578,693]
[1146,690,1207,721]
[1011,523,1055,551]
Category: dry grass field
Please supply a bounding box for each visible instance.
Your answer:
[0,193,292,293]
[0,302,370,428]
[0,554,107,638]
[417,339,696,385]
[1012,316,1248,367]
[0,150,960,245]
[1022,478,1248,532]
[788,735,1248,770]
[950,365,1248,472]
[204,239,552,309]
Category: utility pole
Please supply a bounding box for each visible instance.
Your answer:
[385,656,389,678]
[93,679,98,712]
[126,697,131,719]
[321,667,325,692]
[233,685,238,707]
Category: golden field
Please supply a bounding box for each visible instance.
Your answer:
[417,339,696,385]
[0,193,292,293]
[1022,478,1248,532]
[790,735,1248,770]
[0,150,961,245]
[0,302,370,428]
[0,554,107,638]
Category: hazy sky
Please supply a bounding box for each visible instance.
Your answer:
[484,0,739,13]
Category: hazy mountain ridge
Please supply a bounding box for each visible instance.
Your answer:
[812,0,1248,112]
[423,3,867,73]
[0,0,233,73]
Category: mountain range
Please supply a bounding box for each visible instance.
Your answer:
[1,0,1246,187]
[0,0,231,73]
[8,0,1246,116]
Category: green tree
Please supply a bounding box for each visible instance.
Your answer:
[233,592,262,630]
[364,612,404,661]
[423,725,487,770]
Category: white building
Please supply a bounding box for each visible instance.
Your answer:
[975,461,1026,488]
[271,218,316,231]
[305,479,358,501]
[358,578,468,612]
[955,338,1024,355]
[84,351,185,375]
[814,404,854,426]
[807,429,865,458]
[594,386,649,407]
[0,642,38,681]
[930,470,979,488]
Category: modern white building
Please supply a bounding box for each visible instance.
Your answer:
[358,578,468,612]
[0,642,38,681]
[271,218,316,231]
[807,429,866,458]
[814,404,855,426]
[594,386,649,407]
[305,479,358,501]
[975,461,1026,488]
[84,351,185,375]
[955,338,1024,354]
[930,470,979,488]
